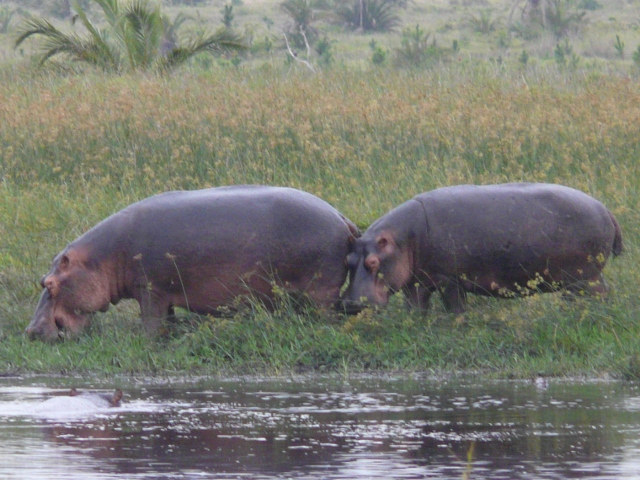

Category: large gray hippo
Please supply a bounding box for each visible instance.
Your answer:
[342,183,622,314]
[27,185,359,341]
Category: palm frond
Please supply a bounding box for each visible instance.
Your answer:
[122,0,164,69]
[15,16,117,69]
[90,0,121,26]
[70,0,119,65]
[159,27,246,71]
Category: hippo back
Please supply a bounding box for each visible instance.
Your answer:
[413,183,618,276]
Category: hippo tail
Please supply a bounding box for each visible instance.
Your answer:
[609,211,624,257]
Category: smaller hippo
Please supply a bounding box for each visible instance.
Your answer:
[30,388,123,417]
[342,183,623,314]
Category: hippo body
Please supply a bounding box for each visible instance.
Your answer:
[27,185,359,341]
[342,183,623,314]
[30,389,123,417]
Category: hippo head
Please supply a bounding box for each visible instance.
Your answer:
[70,388,124,407]
[341,230,414,314]
[26,247,111,341]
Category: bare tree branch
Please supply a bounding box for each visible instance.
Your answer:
[283,29,315,72]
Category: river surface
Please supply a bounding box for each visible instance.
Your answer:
[1,374,640,479]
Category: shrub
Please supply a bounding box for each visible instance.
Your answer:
[509,0,587,39]
[369,38,387,65]
[633,45,640,67]
[578,0,602,11]
[336,0,402,33]
[314,36,334,66]
[554,40,579,69]
[394,24,448,68]
[463,9,503,34]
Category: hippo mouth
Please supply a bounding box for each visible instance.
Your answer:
[54,317,68,339]
[339,299,368,315]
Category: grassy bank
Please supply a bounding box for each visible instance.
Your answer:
[0,63,639,378]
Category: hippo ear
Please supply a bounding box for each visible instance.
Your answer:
[59,254,70,271]
[111,389,123,406]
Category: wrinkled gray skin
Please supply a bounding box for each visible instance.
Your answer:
[27,186,360,341]
[69,388,123,408]
[342,183,623,314]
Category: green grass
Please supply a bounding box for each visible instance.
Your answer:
[0,0,640,378]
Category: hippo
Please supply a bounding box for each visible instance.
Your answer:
[342,183,623,314]
[27,185,360,341]
[29,389,123,417]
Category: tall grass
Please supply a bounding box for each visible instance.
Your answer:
[0,61,639,378]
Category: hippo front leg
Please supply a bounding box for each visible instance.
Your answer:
[440,280,467,314]
[135,287,173,335]
[402,283,432,312]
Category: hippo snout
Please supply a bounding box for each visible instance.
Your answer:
[25,317,63,342]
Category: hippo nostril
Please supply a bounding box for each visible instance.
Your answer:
[25,326,37,339]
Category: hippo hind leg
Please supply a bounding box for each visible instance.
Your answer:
[402,283,432,312]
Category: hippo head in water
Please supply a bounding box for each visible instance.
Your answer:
[69,388,124,408]
[26,247,112,341]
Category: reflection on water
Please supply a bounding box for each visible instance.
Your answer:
[1,375,640,479]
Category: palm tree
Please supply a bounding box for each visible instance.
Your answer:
[337,0,402,33]
[280,0,318,47]
[15,0,246,72]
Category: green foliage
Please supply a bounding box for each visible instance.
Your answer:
[262,16,274,30]
[14,0,246,72]
[554,39,579,68]
[0,66,638,378]
[519,49,529,65]
[336,0,402,33]
[463,9,503,34]
[369,38,387,65]
[222,4,234,29]
[250,35,274,55]
[394,24,448,68]
[614,34,624,60]
[545,0,587,39]
[633,45,640,67]
[578,0,602,11]
[509,0,587,40]
[0,6,16,34]
[164,0,209,5]
[314,35,333,66]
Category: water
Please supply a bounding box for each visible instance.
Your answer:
[1,374,640,479]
